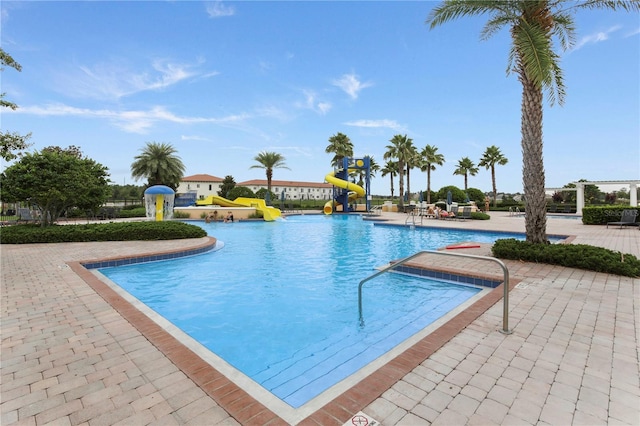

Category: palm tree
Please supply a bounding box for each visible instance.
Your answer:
[130,142,185,189]
[325,132,354,168]
[381,160,398,198]
[453,157,478,191]
[427,0,638,243]
[420,144,445,203]
[404,143,420,203]
[479,145,509,208]
[384,134,414,208]
[250,151,290,198]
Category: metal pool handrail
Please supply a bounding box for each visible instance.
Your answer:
[358,250,512,334]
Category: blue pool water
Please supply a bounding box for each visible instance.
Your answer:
[100,215,527,407]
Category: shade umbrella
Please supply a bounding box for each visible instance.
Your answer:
[446,190,452,207]
[419,191,424,203]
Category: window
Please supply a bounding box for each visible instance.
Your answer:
[209,185,212,191]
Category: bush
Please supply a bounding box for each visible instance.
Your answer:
[0,221,207,244]
[582,206,640,225]
[117,207,146,218]
[471,212,490,220]
[492,239,640,277]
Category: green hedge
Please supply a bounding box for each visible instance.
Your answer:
[492,239,640,277]
[582,206,640,225]
[0,221,207,244]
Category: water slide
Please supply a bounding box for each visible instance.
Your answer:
[195,195,281,221]
[323,171,365,215]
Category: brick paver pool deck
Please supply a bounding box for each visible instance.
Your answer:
[2,211,639,425]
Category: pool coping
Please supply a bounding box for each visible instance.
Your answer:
[68,238,521,426]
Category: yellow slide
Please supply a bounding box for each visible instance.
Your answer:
[324,172,365,215]
[195,195,281,221]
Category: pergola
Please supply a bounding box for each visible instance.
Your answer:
[546,180,639,215]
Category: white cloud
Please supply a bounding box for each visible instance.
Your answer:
[332,73,373,100]
[206,1,235,18]
[296,90,332,115]
[58,58,217,101]
[181,135,211,142]
[345,119,404,132]
[572,25,622,51]
[14,103,248,134]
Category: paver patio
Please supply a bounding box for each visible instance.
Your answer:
[1,211,639,425]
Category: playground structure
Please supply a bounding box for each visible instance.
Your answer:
[144,185,175,221]
[324,157,371,215]
[194,195,281,221]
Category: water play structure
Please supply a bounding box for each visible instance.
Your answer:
[144,185,175,221]
[195,195,281,221]
[324,157,371,215]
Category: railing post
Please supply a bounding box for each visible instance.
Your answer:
[358,250,512,334]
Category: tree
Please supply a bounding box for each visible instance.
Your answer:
[384,134,414,208]
[218,175,236,198]
[1,48,32,161]
[381,161,398,198]
[0,146,110,226]
[404,142,420,202]
[325,132,354,168]
[478,145,508,207]
[249,151,290,200]
[427,0,638,243]
[453,157,478,190]
[130,142,185,190]
[420,144,445,203]
[227,186,255,200]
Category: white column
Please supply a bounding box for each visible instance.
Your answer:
[630,183,638,207]
[576,183,585,216]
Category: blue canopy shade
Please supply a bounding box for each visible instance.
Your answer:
[144,185,174,195]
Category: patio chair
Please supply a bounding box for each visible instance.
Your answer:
[563,205,572,213]
[606,209,639,229]
[457,206,472,221]
[548,205,557,213]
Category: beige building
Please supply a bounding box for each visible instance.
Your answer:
[176,174,224,199]
[238,179,333,200]
[177,174,333,201]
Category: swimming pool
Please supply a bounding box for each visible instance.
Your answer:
[98,215,521,408]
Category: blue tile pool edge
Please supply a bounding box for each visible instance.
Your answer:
[390,263,502,289]
[80,236,218,269]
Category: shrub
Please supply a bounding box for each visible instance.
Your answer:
[117,207,146,218]
[471,212,490,220]
[582,206,640,225]
[492,239,640,277]
[173,210,191,219]
[0,221,207,244]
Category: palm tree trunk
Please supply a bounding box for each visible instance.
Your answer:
[491,166,497,208]
[389,176,394,198]
[521,75,547,243]
[406,164,411,203]
[398,162,405,208]
[426,169,431,204]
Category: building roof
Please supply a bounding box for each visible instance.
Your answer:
[238,179,332,188]
[181,174,224,182]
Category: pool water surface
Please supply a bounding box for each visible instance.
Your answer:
[100,215,520,407]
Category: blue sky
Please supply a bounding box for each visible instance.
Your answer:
[2,1,638,196]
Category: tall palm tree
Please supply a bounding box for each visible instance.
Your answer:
[453,157,478,191]
[384,134,414,208]
[479,145,509,208]
[381,160,398,198]
[130,142,185,189]
[404,143,420,203]
[427,0,638,243]
[420,144,445,203]
[325,132,354,168]
[250,151,290,197]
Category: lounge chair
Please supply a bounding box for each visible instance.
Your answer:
[443,206,457,219]
[606,209,639,229]
[457,206,472,221]
[563,205,572,213]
